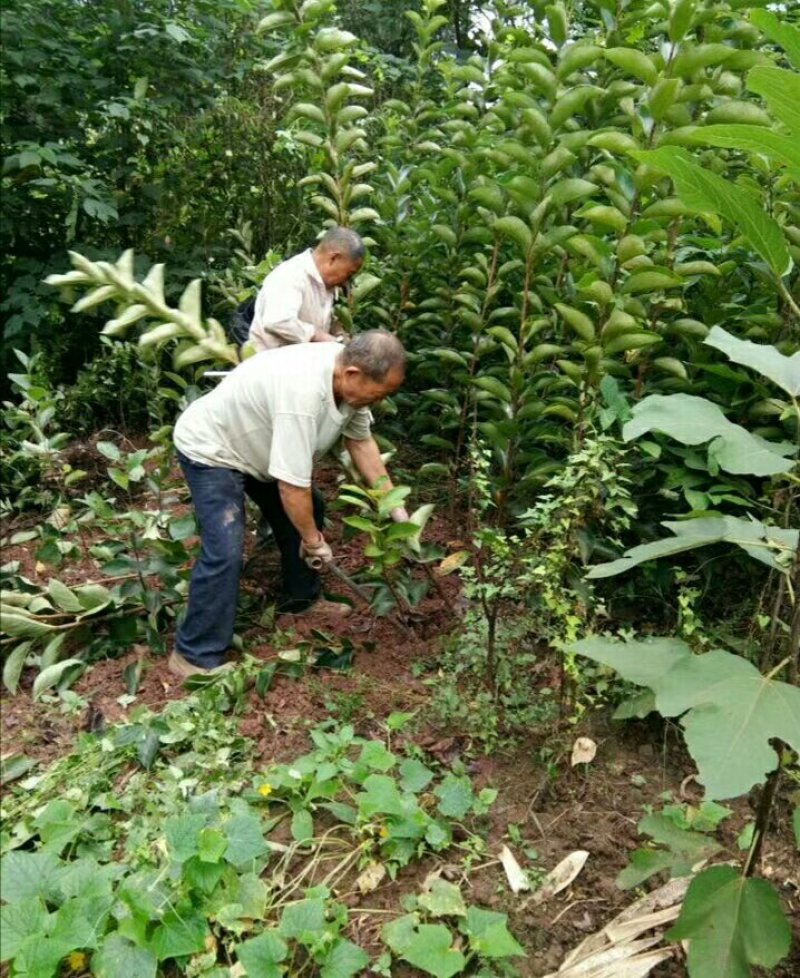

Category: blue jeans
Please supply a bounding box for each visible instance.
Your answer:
[175,451,324,668]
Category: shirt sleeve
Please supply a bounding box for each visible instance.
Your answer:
[267,413,317,487]
[342,408,372,442]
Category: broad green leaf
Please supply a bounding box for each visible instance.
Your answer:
[383,916,466,978]
[465,906,525,958]
[586,515,798,579]
[546,3,568,46]
[572,637,800,798]
[314,28,358,52]
[1,611,57,639]
[435,775,474,818]
[319,938,369,978]
[493,216,532,254]
[747,66,800,136]
[224,811,271,866]
[669,0,695,43]
[474,376,512,402]
[46,578,83,613]
[688,125,800,170]
[0,898,48,960]
[750,10,800,70]
[634,147,792,278]
[278,898,326,939]
[549,177,598,205]
[398,758,434,793]
[621,269,683,293]
[418,879,467,918]
[603,332,662,355]
[93,934,157,978]
[291,808,314,843]
[3,640,32,693]
[150,908,208,961]
[557,43,602,78]
[291,103,326,125]
[555,302,595,341]
[236,930,287,978]
[656,650,800,798]
[165,813,206,862]
[668,866,791,978]
[649,78,682,120]
[616,814,721,889]
[604,47,658,85]
[357,774,406,817]
[351,273,381,301]
[704,326,800,397]
[622,394,796,476]
[32,659,85,699]
[197,827,227,863]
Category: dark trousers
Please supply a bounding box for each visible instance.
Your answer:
[175,450,324,668]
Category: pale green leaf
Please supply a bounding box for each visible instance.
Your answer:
[493,216,532,254]
[688,125,800,169]
[750,10,800,70]
[236,930,287,978]
[418,879,467,918]
[382,916,466,978]
[622,393,796,476]
[586,516,798,579]
[93,934,157,978]
[572,637,800,798]
[747,66,800,136]
[704,326,800,397]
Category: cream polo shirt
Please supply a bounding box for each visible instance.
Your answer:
[173,344,371,487]
[249,249,335,352]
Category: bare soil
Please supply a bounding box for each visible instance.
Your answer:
[1,466,798,977]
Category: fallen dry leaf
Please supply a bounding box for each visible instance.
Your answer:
[435,551,471,576]
[356,862,387,894]
[571,736,597,766]
[550,876,690,977]
[499,845,530,893]
[523,849,589,907]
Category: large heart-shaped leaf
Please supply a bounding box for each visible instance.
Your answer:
[572,637,800,798]
[668,866,791,978]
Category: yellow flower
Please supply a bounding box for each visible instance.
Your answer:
[259,783,273,797]
[68,951,88,972]
[379,826,390,839]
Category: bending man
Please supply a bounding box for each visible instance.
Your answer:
[249,226,364,351]
[170,330,406,676]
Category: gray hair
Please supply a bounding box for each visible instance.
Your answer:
[316,226,365,261]
[342,330,406,381]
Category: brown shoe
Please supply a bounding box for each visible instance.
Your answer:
[282,599,352,619]
[167,651,235,678]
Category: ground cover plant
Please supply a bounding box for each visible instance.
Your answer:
[1,1,798,976]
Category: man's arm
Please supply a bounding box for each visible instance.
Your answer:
[344,437,409,521]
[278,481,323,544]
[344,436,393,489]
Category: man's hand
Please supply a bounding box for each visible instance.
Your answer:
[390,507,410,523]
[300,532,333,568]
[311,330,341,343]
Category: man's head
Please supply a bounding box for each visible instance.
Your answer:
[313,226,365,288]
[335,330,406,408]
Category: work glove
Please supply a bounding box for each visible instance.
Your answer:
[390,507,410,523]
[301,533,333,569]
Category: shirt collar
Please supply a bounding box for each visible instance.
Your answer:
[303,249,326,288]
